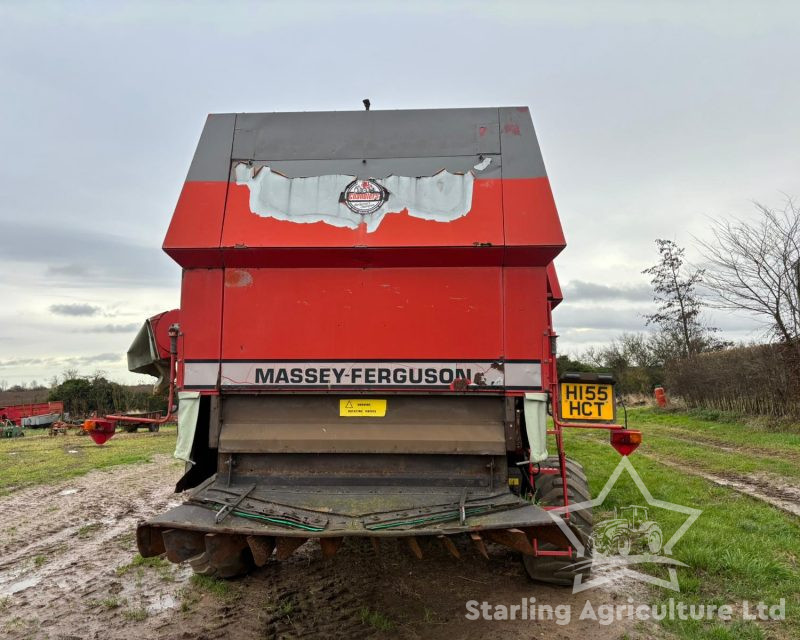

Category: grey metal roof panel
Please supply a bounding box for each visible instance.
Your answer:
[498,107,547,179]
[231,108,501,161]
[184,107,547,183]
[186,114,236,182]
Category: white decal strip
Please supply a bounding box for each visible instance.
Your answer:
[183,362,219,387]
[181,360,543,390]
[233,158,492,233]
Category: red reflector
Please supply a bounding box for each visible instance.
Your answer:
[610,429,641,456]
[88,430,115,445]
[83,419,117,446]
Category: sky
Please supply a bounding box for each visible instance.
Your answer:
[0,0,798,385]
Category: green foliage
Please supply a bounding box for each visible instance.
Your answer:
[77,523,103,538]
[667,343,800,418]
[47,370,167,417]
[116,554,170,576]
[359,607,395,631]
[643,239,724,359]
[100,596,123,609]
[123,607,148,622]
[48,376,95,414]
[556,354,599,374]
[565,333,665,395]
[189,574,234,598]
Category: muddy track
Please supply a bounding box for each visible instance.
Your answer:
[643,426,800,463]
[642,453,800,518]
[0,455,648,639]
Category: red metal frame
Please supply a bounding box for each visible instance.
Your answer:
[532,538,573,558]
[84,326,179,444]
[527,301,642,558]
[106,326,179,427]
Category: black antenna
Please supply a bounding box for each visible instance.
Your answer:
[363,98,371,111]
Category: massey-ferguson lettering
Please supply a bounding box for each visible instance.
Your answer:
[116,107,641,583]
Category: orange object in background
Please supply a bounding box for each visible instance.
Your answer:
[654,387,668,407]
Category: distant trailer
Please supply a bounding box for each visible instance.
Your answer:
[119,411,164,433]
[22,412,60,428]
[0,402,64,426]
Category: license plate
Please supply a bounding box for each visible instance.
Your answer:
[339,399,387,417]
[559,383,615,422]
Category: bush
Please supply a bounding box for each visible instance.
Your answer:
[47,374,167,417]
[666,342,800,417]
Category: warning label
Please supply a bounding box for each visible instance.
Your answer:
[339,399,387,417]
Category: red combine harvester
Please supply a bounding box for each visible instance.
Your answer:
[106,107,640,582]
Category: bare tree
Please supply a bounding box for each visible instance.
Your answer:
[697,198,800,356]
[643,239,718,358]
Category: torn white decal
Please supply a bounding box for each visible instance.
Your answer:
[234,159,491,233]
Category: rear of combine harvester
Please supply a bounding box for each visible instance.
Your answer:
[133,107,639,582]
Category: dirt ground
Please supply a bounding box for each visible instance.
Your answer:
[0,455,652,640]
[645,454,800,518]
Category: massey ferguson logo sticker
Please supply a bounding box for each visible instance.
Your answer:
[340,179,388,215]
[191,359,542,391]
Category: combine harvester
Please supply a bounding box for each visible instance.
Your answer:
[93,107,642,582]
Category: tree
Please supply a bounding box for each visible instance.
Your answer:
[48,374,126,416]
[556,354,600,375]
[697,198,800,356]
[585,333,665,395]
[47,372,165,416]
[48,377,93,415]
[643,239,719,359]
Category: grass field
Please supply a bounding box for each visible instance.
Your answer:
[0,425,177,496]
[1,409,798,638]
[565,407,800,640]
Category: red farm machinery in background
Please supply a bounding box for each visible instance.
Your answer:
[82,310,179,444]
[0,401,63,426]
[96,106,641,583]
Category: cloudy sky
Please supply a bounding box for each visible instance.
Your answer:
[1,1,798,385]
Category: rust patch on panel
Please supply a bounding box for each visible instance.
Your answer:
[225,269,253,288]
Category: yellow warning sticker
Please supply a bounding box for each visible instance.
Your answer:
[339,399,387,417]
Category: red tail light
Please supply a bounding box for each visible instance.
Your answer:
[83,419,117,445]
[610,429,642,456]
